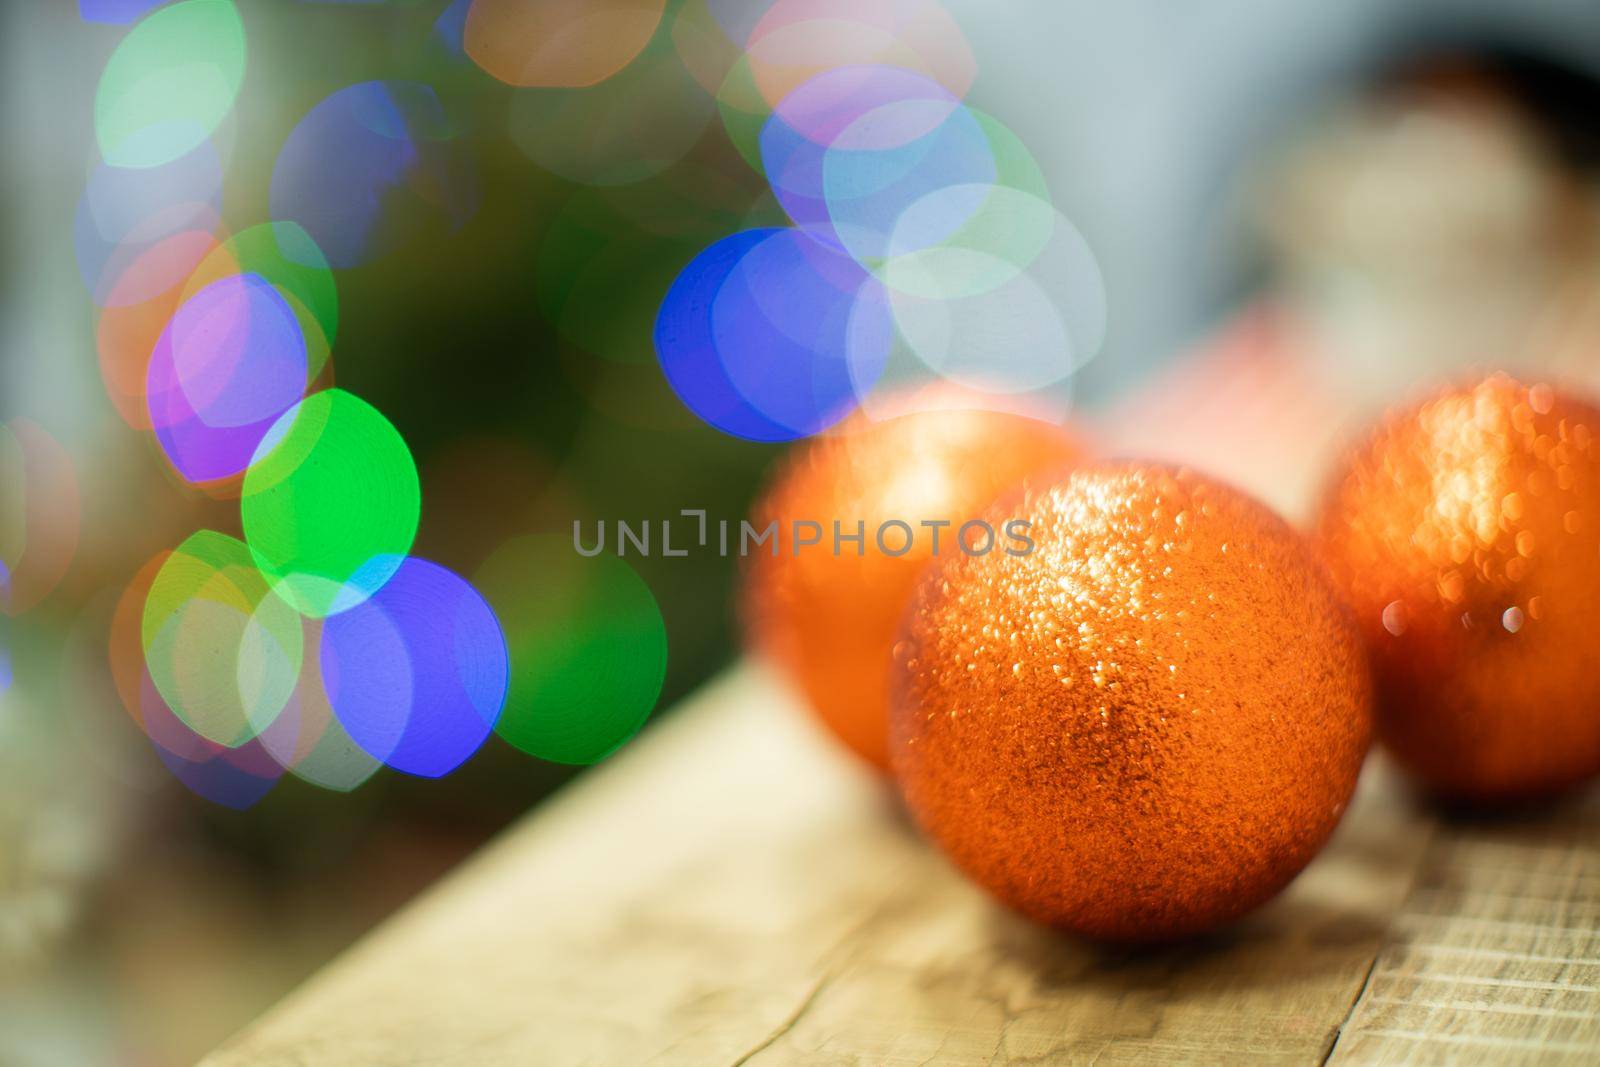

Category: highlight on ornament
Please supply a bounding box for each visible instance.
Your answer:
[1316,373,1600,804]
[892,462,1373,940]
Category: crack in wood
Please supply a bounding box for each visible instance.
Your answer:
[729,971,838,1067]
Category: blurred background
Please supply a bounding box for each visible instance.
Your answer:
[2,0,1599,1062]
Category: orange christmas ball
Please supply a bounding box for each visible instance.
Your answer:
[892,463,1372,941]
[1315,374,1600,802]
[745,408,1087,770]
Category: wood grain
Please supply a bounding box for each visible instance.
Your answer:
[1326,788,1600,1066]
[202,664,1598,1066]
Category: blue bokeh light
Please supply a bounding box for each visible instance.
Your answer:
[655,228,890,441]
[322,557,508,778]
[271,81,478,269]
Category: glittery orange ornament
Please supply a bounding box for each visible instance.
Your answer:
[892,463,1372,941]
[745,408,1087,770]
[1315,374,1600,803]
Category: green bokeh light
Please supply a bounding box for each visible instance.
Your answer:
[241,389,420,618]
[94,0,247,169]
[476,534,667,765]
[141,530,303,747]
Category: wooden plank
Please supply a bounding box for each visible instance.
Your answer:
[202,664,1597,1066]
[1326,790,1600,1067]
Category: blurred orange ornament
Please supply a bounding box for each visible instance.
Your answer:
[744,407,1086,770]
[893,463,1371,941]
[1316,374,1600,802]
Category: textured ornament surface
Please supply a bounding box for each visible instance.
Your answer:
[892,462,1372,941]
[745,409,1085,770]
[1316,374,1600,802]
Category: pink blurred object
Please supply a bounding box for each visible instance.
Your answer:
[1096,303,1357,522]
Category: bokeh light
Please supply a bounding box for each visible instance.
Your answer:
[880,179,1053,299]
[108,550,291,809]
[433,0,470,56]
[321,556,507,778]
[655,227,891,440]
[657,0,1109,437]
[79,0,170,25]
[93,0,247,169]
[140,530,304,748]
[771,63,958,149]
[759,68,971,256]
[146,273,311,484]
[182,222,339,382]
[742,0,976,115]
[706,0,976,174]
[112,549,286,805]
[0,613,11,693]
[270,81,478,268]
[109,551,169,732]
[699,0,766,47]
[95,228,227,428]
[0,429,25,612]
[670,0,743,97]
[476,534,665,765]
[464,0,666,89]
[507,21,714,188]
[145,749,277,811]
[141,670,285,808]
[887,198,1108,393]
[0,419,82,617]
[254,619,381,791]
[131,669,223,763]
[74,140,224,308]
[714,54,772,174]
[241,389,421,617]
[53,0,1108,816]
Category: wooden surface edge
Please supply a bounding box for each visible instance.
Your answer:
[201,663,1599,1066]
